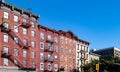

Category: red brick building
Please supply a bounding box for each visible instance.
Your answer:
[0,0,39,71]
[38,25,59,72]
[58,30,78,72]
[0,0,90,72]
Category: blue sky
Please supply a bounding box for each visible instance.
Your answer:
[5,0,120,50]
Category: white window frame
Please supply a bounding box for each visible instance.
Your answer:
[14,37,18,44]
[14,48,18,56]
[3,22,9,28]
[3,46,9,53]
[3,58,9,66]
[23,18,27,23]
[31,30,35,37]
[54,37,58,43]
[40,32,44,39]
[31,51,35,58]
[31,41,35,48]
[40,42,44,49]
[31,21,35,28]
[40,63,44,70]
[23,50,27,57]
[4,12,9,19]
[54,64,58,71]
[48,35,51,40]
[3,34,9,43]
[14,15,18,22]
[14,26,18,32]
[23,28,27,35]
[40,53,44,60]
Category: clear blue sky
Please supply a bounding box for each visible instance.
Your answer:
[6,0,120,50]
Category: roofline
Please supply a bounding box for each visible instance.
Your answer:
[0,1,40,20]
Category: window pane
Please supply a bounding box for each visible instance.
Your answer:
[3,58,9,66]
[4,12,8,19]
[3,34,8,43]
[14,15,18,22]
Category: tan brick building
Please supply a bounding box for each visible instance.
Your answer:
[59,30,77,72]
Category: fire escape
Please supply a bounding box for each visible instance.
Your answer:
[44,38,55,72]
[0,20,35,70]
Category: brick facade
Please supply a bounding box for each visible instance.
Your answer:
[0,1,90,72]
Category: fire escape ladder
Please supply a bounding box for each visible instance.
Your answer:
[1,50,24,68]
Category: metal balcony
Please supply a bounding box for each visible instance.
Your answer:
[21,22,31,28]
[0,24,11,33]
[59,67,64,71]
[44,58,54,63]
[1,52,11,58]
[80,50,86,53]
[44,48,54,53]
[46,39,54,44]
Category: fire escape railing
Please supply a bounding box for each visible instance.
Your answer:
[0,21,34,70]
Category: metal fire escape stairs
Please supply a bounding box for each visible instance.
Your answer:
[0,19,35,70]
[44,39,55,72]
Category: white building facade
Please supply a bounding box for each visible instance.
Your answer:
[76,40,89,72]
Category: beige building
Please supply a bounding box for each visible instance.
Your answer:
[76,39,89,72]
[88,52,100,63]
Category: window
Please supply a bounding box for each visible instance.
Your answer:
[14,48,18,56]
[40,53,44,60]
[3,46,8,53]
[40,42,44,49]
[23,50,27,57]
[40,33,44,39]
[61,38,64,44]
[14,26,18,32]
[61,56,64,62]
[23,60,27,66]
[66,57,68,63]
[48,63,51,70]
[31,41,35,48]
[14,59,18,66]
[3,34,9,43]
[77,44,79,50]
[40,63,44,70]
[23,39,28,45]
[31,30,35,37]
[14,37,18,44]
[54,37,58,43]
[61,48,64,52]
[69,49,72,55]
[69,58,72,63]
[23,18,27,23]
[54,45,58,52]
[48,54,51,59]
[3,22,9,28]
[31,22,35,28]
[4,12,8,19]
[48,35,51,40]
[3,58,9,66]
[48,44,51,50]
[23,28,27,35]
[31,51,35,58]
[69,40,72,46]
[54,55,58,61]
[14,15,18,22]
[54,64,58,71]
[66,48,68,54]
[32,61,35,67]
[66,39,68,44]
